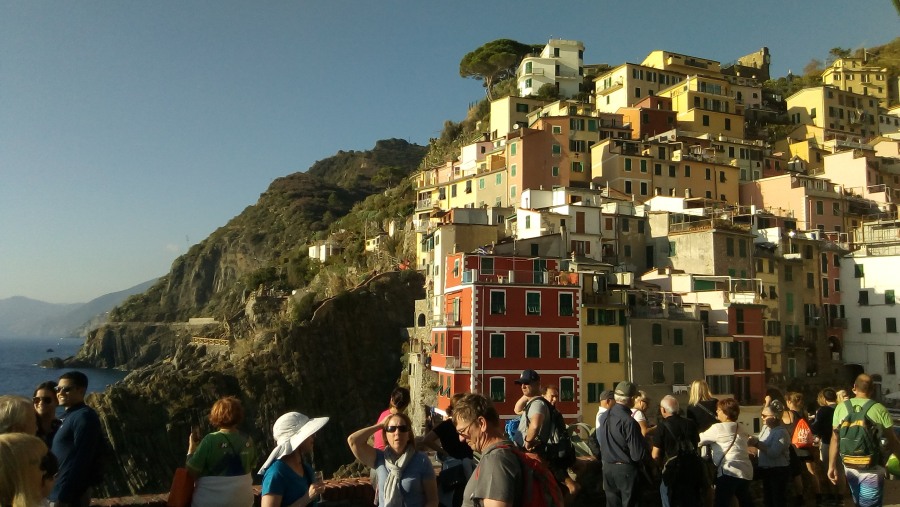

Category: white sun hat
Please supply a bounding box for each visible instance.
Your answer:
[258,412,329,475]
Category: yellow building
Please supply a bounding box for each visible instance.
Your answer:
[657,75,745,139]
[786,86,881,141]
[488,96,549,141]
[577,268,627,422]
[641,50,722,77]
[821,58,890,107]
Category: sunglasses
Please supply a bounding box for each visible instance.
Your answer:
[55,385,76,394]
[385,425,410,433]
[33,396,55,405]
[40,453,59,481]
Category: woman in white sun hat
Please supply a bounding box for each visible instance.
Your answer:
[259,412,329,507]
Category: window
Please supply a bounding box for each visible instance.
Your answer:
[516,102,529,113]
[855,265,864,278]
[835,279,841,293]
[702,115,710,126]
[786,293,794,313]
[526,334,541,358]
[587,343,598,362]
[887,290,896,305]
[609,343,620,363]
[674,362,685,384]
[816,201,824,215]
[559,335,579,358]
[510,186,516,199]
[685,165,691,177]
[490,334,505,358]
[510,143,517,156]
[669,165,676,177]
[587,383,604,403]
[674,328,684,345]
[726,237,735,256]
[552,144,561,155]
[510,164,516,177]
[490,290,506,314]
[552,166,559,177]
[652,361,665,383]
[784,266,793,282]
[705,168,711,180]
[571,161,584,173]
[861,318,871,333]
[559,293,574,316]
[807,272,815,289]
[668,241,676,257]
[640,160,647,173]
[490,377,506,402]
[888,353,897,375]
[739,239,747,257]
[625,158,632,171]
[560,377,575,402]
[888,318,898,333]
[822,278,829,298]
[495,174,502,185]
[652,323,663,345]
[621,219,630,232]
[624,180,632,194]
[526,292,541,315]
[859,290,869,305]
[725,118,731,131]
[479,178,485,189]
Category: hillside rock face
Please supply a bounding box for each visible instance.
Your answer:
[90,271,423,497]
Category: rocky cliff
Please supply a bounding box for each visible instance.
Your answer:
[89,270,423,497]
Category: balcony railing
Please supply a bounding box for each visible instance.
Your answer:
[416,198,433,210]
[444,356,471,369]
[461,269,579,286]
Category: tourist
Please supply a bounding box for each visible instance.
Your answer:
[811,388,841,506]
[260,412,329,507]
[594,389,615,449]
[374,387,410,451]
[348,412,437,507]
[0,433,56,507]
[186,396,257,507]
[33,381,61,447]
[631,390,653,437]
[836,389,850,404]
[749,400,791,507]
[828,374,900,507]
[697,398,753,507]
[598,381,647,507]
[49,371,101,507]
[652,395,703,507]
[0,395,37,435]
[453,393,534,507]
[416,394,473,507]
[686,380,719,432]
[513,369,548,449]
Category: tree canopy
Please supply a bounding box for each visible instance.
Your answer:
[459,39,536,101]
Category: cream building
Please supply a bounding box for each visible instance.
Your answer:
[517,39,585,99]
[821,58,890,107]
[786,86,881,141]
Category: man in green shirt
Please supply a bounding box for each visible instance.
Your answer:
[828,374,900,507]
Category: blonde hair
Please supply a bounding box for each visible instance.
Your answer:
[0,433,47,507]
[688,380,713,406]
[0,395,34,434]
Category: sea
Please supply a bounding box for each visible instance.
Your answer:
[0,336,128,398]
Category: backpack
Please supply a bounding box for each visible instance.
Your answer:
[491,444,564,507]
[523,397,576,469]
[659,420,706,496]
[838,399,883,469]
[791,418,815,449]
[505,418,520,442]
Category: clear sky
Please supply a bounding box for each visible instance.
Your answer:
[2,1,898,304]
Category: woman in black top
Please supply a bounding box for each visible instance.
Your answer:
[687,379,719,432]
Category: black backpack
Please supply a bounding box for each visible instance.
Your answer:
[524,397,576,469]
[659,420,706,498]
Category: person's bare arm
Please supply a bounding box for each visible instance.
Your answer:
[513,395,529,415]
[423,477,439,507]
[347,424,381,468]
[524,412,545,451]
[827,429,840,485]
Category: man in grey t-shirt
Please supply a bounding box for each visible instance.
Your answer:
[454,393,522,507]
[514,369,551,452]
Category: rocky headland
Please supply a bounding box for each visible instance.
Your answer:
[55,139,429,496]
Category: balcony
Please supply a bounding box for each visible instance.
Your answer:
[461,269,579,286]
[444,312,461,327]
[444,356,471,370]
[416,198,433,211]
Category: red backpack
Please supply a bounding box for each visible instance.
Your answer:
[489,444,564,507]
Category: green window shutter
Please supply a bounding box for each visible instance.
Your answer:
[587,343,598,362]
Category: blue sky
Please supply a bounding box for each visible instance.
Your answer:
[2,1,898,304]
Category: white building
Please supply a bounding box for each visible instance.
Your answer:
[517,39,585,99]
[840,219,900,392]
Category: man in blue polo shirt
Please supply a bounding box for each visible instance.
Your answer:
[50,371,102,507]
[598,381,648,507]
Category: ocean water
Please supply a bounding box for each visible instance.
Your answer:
[0,336,127,398]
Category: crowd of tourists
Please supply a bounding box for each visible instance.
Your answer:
[2,371,900,507]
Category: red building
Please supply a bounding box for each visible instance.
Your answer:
[730,304,767,404]
[430,253,581,421]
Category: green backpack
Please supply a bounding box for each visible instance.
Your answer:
[837,399,883,469]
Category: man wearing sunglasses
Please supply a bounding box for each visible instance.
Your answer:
[49,371,102,507]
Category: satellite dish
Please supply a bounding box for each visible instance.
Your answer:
[513,123,522,130]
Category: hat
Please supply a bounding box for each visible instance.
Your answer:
[258,412,329,475]
[599,389,615,401]
[514,369,541,385]
[614,381,637,398]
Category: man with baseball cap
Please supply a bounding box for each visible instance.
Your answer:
[594,389,616,448]
[597,381,648,507]
[512,369,549,452]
